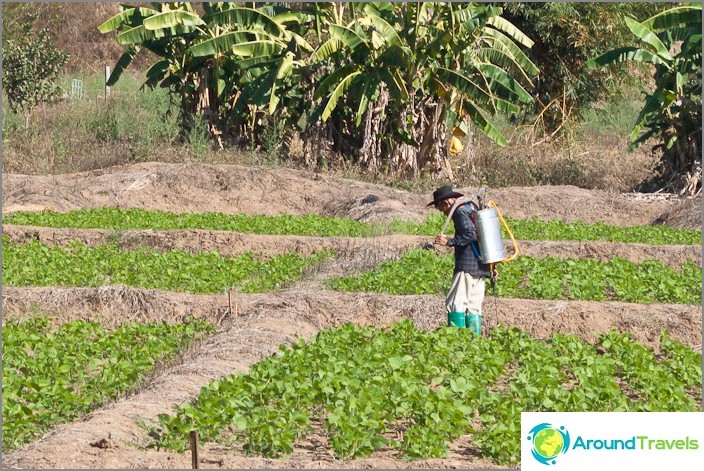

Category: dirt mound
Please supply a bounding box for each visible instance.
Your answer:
[2,162,700,228]
[652,195,703,231]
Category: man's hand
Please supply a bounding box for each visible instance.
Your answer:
[434,235,449,246]
[492,268,499,280]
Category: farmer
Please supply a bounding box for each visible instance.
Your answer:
[429,185,492,333]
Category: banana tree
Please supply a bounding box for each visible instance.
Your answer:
[308,2,538,178]
[587,4,702,196]
[99,2,312,146]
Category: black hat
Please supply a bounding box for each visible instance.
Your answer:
[427,185,464,206]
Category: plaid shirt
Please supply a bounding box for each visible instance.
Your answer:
[447,204,492,277]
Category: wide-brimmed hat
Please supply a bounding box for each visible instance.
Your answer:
[427,185,464,206]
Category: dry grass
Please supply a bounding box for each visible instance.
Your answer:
[2,76,660,194]
[457,130,661,192]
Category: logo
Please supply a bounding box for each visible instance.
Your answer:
[527,423,571,465]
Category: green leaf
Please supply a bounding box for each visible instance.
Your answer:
[476,62,533,103]
[328,24,370,53]
[310,38,341,63]
[144,59,170,84]
[323,70,361,121]
[378,69,408,102]
[436,67,492,106]
[143,11,205,30]
[480,28,539,77]
[209,7,283,37]
[106,46,141,86]
[462,101,507,146]
[624,17,673,61]
[587,47,667,68]
[97,7,157,33]
[188,33,279,58]
[313,64,358,100]
[486,16,533,48]
[642,6,702,32]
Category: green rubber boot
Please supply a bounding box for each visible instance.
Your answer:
[465,313,482,334]
[448,311,466,328]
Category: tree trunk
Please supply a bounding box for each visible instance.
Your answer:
[359,86,389,171]
[416,100,453,181]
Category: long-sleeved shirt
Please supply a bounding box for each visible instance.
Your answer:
[447,204,492,277]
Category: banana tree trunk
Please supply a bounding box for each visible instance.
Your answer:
[359,86,389,171]
[416,100,454,181]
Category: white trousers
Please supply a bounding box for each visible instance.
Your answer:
[445,272,485,315]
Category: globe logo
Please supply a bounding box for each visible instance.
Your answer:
[527,423,570,465]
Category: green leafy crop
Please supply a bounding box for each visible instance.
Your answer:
[4,208,379,237]
[144,321,701,466]
[2,316,213,451]
[2,237,333,294]
[5,208,701,245]
[326,249,701,305]
[389,213,701,245]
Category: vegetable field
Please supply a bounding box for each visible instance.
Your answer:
[2,162,701,469]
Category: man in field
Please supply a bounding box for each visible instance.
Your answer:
[429,185,492,333]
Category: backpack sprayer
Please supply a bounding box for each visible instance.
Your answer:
[435,194,519,269]
[428,193,519,331]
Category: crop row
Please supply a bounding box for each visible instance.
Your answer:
[4,208,701,245]
[326,249,702,305]
[4,238,699,304]
[144,320,702,466]
[2,237,333,294]
[2,316,213,451]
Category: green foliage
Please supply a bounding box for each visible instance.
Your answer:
[1,25,70,116]
[310,3,537,150]
[5,207,700,245]
[326,249,701,305]
[4,208,376,237]
[389,212,702,245]
[499,2,664,133]
[98,2,312,146]
[144,321,701,465]
[2,316,213,451]
[2,237,333,294]
[588,4,702,195]
[99,2,537,176]
[504,217,702,245]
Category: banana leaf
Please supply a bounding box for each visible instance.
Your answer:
[322,71,362,121]
[97,7,157,33]
[587,47,667,68]
[106,46,140,86]
[624,17,673,61]
[209,7,283,37]
[143,10,205,30]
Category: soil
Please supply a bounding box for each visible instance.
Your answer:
[1,162,702,469]
[2,161,701,228]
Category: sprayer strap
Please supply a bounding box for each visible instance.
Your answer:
[440,196,476,236]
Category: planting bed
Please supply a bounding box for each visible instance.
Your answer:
[1,162,702,469]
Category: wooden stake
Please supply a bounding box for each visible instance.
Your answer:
[227,290,232,317]
[190,430,199,469]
